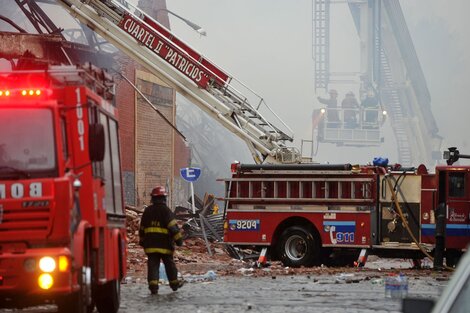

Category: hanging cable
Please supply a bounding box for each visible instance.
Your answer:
[112,69,186,141]
[383,174,454,271]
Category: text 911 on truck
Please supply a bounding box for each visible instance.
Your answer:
[0,64,126,313]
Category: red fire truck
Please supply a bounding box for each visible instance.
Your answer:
[221,161,470,267]
[0,64,126,313]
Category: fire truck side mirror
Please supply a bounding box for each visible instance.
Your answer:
[89,123,105,162]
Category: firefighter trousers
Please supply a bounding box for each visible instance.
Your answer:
[147,252,179,291]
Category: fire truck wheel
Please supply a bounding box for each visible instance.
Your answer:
[446,249,463,268]
[95,279,121,313]
[277,226,320,267]
[57,266,93,313]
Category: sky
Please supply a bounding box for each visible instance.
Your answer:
[164,0,470,167]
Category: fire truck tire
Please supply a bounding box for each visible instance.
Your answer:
[95,279,120,313]
[277,226,320,267]
[57,266,93,313]
[445,249,463,268]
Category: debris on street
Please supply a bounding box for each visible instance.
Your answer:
[183,270,217,283]
[125,205,452,287]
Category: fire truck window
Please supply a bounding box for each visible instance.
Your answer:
[449,172,465,198]
[100,113,115,213]
[60,118,68,160]
[0,108,56,176]
[89,105,104,178]
[109,119,123,214]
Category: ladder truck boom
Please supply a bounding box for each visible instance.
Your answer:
[57,0,299,164]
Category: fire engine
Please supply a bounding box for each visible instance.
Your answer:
[221,159,470,267]
[0,64,126,313]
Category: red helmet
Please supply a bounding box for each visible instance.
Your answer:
[151,186,167,197]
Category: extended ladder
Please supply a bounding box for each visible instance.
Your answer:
[56,0,299,164]
[312,0,330,92]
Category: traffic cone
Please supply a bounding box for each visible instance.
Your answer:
[354,248,368,267]
[257,248,268,267]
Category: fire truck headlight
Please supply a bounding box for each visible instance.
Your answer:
[38,273,54,290]
[58,256,69,272]
[24,259,36,272]
[39,257,56,273]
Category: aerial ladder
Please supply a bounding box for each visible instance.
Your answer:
[312,0,441,166]
[312,0,386,150]
[56,0,299,164]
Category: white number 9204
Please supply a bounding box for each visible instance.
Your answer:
[231,219,259,231]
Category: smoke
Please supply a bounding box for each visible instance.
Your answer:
[401,0,470,153]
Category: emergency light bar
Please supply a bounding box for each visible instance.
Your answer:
[0,88,50,99]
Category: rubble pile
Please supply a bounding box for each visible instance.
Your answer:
[125,206,143,245]
[125,206,441,280]
[125,205,240,277]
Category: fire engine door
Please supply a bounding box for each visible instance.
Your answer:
[441,171,470,247]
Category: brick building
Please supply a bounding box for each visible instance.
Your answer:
[117,0,190,209]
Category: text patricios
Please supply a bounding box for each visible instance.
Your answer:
[119,15,210,88]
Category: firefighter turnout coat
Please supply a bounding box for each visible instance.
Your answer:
[139,199,183,255]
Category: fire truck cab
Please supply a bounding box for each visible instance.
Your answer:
[0,64,126,313]
[221,162,470,267]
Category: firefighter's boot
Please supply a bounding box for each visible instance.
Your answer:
[149,281,159,295]
[170,279,185,291]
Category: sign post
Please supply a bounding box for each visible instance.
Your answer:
[180,167,201,214]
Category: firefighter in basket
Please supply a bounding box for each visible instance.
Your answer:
[317,89,340,125]
[341,91,360,128]
[139,186,185,294]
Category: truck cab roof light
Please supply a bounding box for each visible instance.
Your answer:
[0,88,49,99]
[21,89,42,96]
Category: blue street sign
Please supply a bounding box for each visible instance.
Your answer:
[180,167,201,182]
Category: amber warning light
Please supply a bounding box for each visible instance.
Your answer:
[0,88,50,99]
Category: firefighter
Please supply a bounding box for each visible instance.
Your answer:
[139,186,184,294]
[317,89,340,125]
[361,89,379,126]
[341,91,359,128]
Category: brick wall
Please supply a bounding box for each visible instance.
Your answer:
[135,70,175,206]
[117,0,191,208]
[116,56,137,205]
